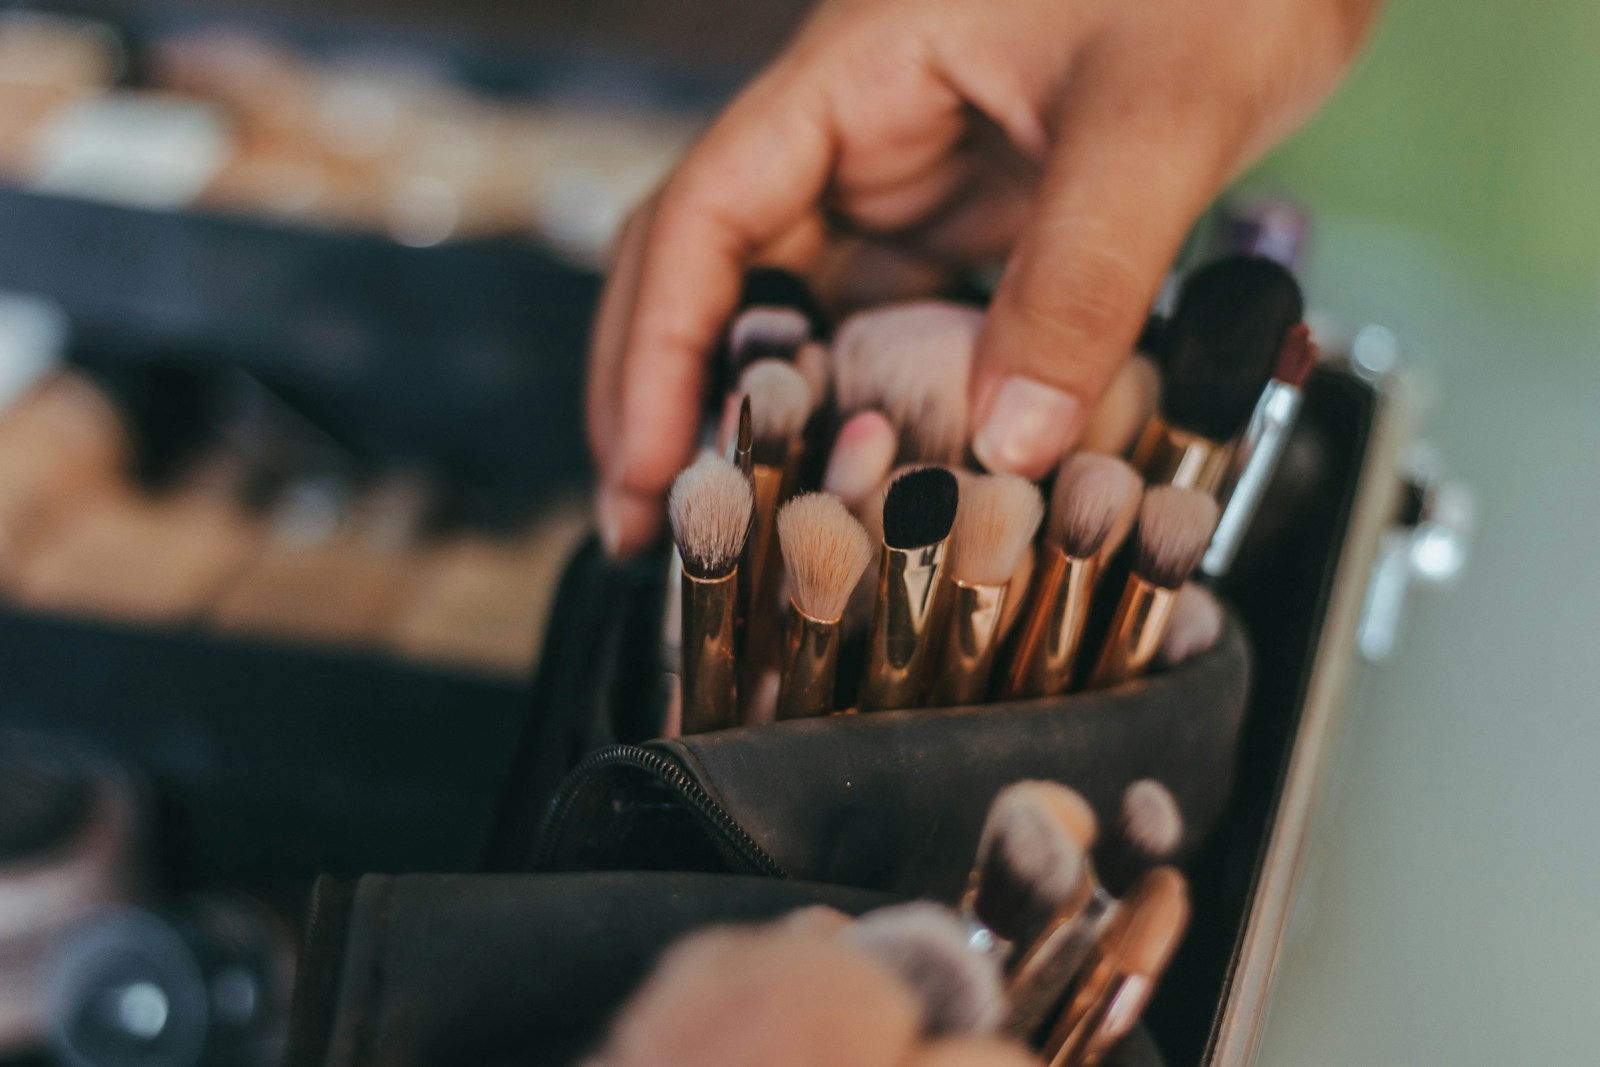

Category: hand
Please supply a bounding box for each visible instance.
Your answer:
[589,0,1381,555]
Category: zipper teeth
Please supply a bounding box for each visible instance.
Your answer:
[534,744,786,877]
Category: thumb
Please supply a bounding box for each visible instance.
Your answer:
[971,68,1236,479]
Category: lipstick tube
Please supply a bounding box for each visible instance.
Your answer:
[776,605,840,720]
[859,539,948,711]
[681,567,739,734]
[1131,417,1232,496]
[1087,576,1181,688]
[1002,547,1100,698]
[1200,380,1302,577]
[928,580,1007,706]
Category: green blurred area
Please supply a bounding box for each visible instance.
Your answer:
[1247,0,1600,310]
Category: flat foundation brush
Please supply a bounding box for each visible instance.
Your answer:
[775,493,874,720]
[928,473,1043,706]
[1040,867,1190,1067]
[1087,487,1218,688]
[860,466,959,711]
[1004,455,1141,699]
[668,453,753,735]
[832,301,981,465]
[1132,256,1304,494]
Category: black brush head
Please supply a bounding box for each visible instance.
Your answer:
[882,467,959,550]
[738,266,828,338]
[1163,255,1304,441]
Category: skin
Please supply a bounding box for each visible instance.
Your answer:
[590,0,1383,555]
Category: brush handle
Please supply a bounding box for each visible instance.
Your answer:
[776,605,840,720]
[859,541,948,711]
[1003,547,1100,699]
[681,568,739,734]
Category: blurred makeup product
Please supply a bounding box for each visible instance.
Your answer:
[0,737,145,1056]
[821,409,897,512]
[927,474,1042,706]
[1004,455,1141,699]
[845,903,1005,1038]
[1154,582,1224,668]
[739,359,812,618]
[735,266,826,339]
[962,781,1097,951]
[667,454,753,735]
[1201,323,1317,578]
[0,12,123,92]
[832,301,982,465]
[1079,354,1161,458]
[729,306,809,369]
[1131,256,1304,494]
[859,467,959,712]
[15,452,261,623]
[394,499,590,675]
[774,494,873,721]
[1097,779,1184,895]
[1212,192,1312,270]
[213,471,435,644]
[1088,487,1219,688]
[1039,868,1190,1067]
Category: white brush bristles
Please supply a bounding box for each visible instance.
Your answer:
[730,307,808,360]
[847,902,1005,1038]
[739,359,813,445]
[1122,779,1184,859]
[831,301,982,464]
[976,782,1093,916]
[947,474,1044,587]
[1134,487,1219,589]
[777,493,874,623]
[668,452,753,578]
[1050,454,1141,559]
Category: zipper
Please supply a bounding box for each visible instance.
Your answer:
[287,875,355,1067]
[531,743,787,878]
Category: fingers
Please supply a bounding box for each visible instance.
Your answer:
[596,79,835,557]
[971,50,1242,479]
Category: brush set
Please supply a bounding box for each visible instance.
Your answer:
[665,254,1314,732]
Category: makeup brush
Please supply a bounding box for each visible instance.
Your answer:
[729,306,809,367]
[1131,256,1304,494]
[1079,354,1160,458]
[775,493,874,720]
[928,474,1043,706]
[1039,867,1190,1067]
[740,358,813,610]
[846,902,1006,1038]
[1201,323,1317,577]
[997,541,1035,643]
[1154,582,1224,668]
[1097,779,1185,895]
[737,265,827,338]
[668,452,753,734]
[860,466,959,711]
[962,781,1098,950]
[793,340,831,406]
[1003,455,1140,699]
[822,409,898,512]
[1087,487,1218,688]
[832,301,982,465]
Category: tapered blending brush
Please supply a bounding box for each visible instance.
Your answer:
[1097,779,1184,895]
[847,903,1007,1038]
[928,474,1043,706]
[1201,323,1317,577]
[775,493,874,720]
[1154,582,1224,668]
[1003,456,1140,699]
[860,467,959,711]
[1087,487,1218,688]
[1039,868,1190,1067]
[739,358,813,613]
[832,301,981,465]
[961,782,1098,951]
[668,453,753,734]
[1132,256,1304,494]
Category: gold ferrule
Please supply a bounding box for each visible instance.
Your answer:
[1002,547,1100,699]
[1003,886,1114,1045]
[680,567,739,734]
[1041,965,1148,1067]
[1087,576,1179,688]
[776,603,840,720]
[928,580,1008,706]
[1131,417,1233,495]
[859,539,949,711]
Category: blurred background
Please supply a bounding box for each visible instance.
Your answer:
[0,0,1592,1065]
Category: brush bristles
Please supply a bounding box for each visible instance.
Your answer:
[739,359,813,446]
[847,903,1005,1038]
[730,307,809,364]
[1157,582,1224,667]
[777,493,874,623]
[668,452,753,578]
[832,301,982,464]
[882,467,960,550]
[1274,322,1317,388]
[1122,780,1183,859]
[1133,487,1218,589]
[1164,255,1305,441]
[1049,454,1140,560]
[973,781,1096,941]
[947,474,1044,587]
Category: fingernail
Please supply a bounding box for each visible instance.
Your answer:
[823,410,898,509]
[972,376,1082,479]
